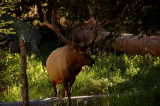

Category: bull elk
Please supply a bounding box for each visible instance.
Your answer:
[39,9,104,105]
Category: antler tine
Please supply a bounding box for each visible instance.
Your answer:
[39,11,47,26]
[91,18,106,43]
[94,34,103,42]
[39,11,55,31]
[88,6,92,16]
[84,17,94,24]
[98,19,107,30]
[85,19,99,46]
[93,20,106,43]
[85,6,96,24]
[43,11,47,23]
[93,19,98,30]
[97,28,103,35]
[82,6,106,48]
[98,19,106,26]
[51,10,55,27]
[86,16,106,46]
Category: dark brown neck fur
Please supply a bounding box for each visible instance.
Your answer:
[66,47,83,77]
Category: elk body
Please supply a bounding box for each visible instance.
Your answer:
[46,45,95,97]
[39,9,104,105]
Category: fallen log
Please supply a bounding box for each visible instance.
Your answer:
[112,34,160,56]
[71,29,160,56]
[70,29,109,44]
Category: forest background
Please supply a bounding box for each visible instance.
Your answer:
[0,0,160,105]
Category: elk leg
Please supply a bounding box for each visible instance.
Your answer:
[63,80,71,105]
[51,80,58,97]
[68,78,75,93]
[62,79,75,97]
[62,87,65,98]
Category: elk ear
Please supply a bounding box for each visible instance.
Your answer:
[72,47,82,53]
[70,46,78,53]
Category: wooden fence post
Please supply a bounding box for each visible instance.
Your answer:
[20,35,29,106]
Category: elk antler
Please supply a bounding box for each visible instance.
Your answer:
[85,6,96,24]
[39,10,84,49]
[84,6,106,47]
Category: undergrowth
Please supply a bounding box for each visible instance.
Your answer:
[0,50,160,105]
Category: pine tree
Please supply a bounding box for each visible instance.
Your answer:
[0,0,18,47]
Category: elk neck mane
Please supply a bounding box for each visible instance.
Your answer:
[65,45,84,76]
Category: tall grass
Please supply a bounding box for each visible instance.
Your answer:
[0,50,53,102]
[0,50,160,105]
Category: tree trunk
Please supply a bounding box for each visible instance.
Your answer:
[71,29,160,56]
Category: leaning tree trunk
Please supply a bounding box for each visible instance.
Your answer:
[71,29,160,56]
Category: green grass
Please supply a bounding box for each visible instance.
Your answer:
[0,50,53,102]
[0,50,160,105]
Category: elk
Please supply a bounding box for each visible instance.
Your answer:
[39,10,104,105]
